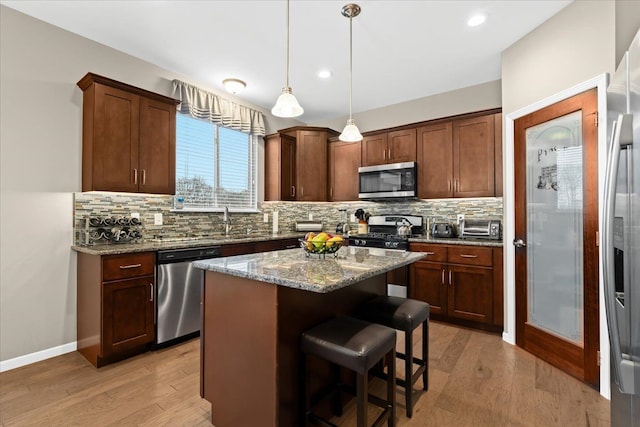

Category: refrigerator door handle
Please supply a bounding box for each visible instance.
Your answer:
[603,113,636,395]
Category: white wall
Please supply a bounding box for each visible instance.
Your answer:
[501,0,618,397]
[311,79,501,132]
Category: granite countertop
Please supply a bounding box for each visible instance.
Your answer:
[71,232,305,255]
[193,246,427,294]
[408,235,503,247]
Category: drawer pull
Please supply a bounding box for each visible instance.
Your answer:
[119,263,142,269]
[425,251,435,255]
[460,254,478,258]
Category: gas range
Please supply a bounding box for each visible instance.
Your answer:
[348,214,423,250]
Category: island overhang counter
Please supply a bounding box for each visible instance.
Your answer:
[193,246,427,427]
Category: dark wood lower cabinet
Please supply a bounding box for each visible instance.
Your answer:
[410,243,503,332]
[102,277,155,358]
[77,251,155,367]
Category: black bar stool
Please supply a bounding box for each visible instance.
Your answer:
[301,316,397,427]
[355,296,429,418]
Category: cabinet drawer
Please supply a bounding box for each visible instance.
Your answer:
[447,246,493,267]
[409,243,447,262]
[103,252,155,282]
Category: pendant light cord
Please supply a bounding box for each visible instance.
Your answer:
[285,0,290,88]
[348,14,353,120]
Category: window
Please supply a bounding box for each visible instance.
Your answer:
[175,113,257,210]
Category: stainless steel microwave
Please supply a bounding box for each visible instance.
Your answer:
[358,161,417,200]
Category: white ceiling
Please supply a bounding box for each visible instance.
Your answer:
[2,0,572,123]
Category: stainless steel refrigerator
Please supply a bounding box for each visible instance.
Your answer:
[604,28,640,427]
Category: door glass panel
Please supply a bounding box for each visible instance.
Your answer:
[526,110,584,345]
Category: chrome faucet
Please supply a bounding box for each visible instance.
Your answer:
[223,206,231,236]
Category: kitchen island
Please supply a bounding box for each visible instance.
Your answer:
[193,246,427,427]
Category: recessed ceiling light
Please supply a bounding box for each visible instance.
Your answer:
[317,70,333,79]
[467,14,486,27]
[222,78,246,94]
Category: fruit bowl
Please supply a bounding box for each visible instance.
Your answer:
[299,232,344,258]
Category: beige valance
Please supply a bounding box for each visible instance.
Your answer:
[172,79,266,136]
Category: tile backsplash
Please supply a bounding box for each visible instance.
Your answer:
[73,192,503,245]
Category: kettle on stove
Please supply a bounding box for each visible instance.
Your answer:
[396,218,412,237]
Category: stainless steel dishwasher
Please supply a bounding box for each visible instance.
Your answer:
[156,246,221,346]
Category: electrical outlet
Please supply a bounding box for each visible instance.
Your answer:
[154,213,163,225]
[308,213,313,220]
[263,213,269,223]
[457,214,465,224]
[130,212,140,219]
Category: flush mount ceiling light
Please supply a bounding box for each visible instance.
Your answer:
[222,78,246,94]
[271,0,303,118]
[467,13,486,27]
[317,69,333,79]
[339,3,363,142]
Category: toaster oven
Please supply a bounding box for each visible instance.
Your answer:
[460,219,501,240]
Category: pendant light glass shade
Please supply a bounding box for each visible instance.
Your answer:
[272,0,303,118]
[340,119,363,142]
[272,87,303,117]
[339,3,362,142]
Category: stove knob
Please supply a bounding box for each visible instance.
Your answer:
[393,242,399,248]
[384,241,391,248]
[361,239,367,246]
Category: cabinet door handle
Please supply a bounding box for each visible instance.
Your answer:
[119,263,142,269]
[388,148,391,160]
[142,169,146,185]
[460,254,478,258]
[149,283,154,302]
[291,186,296,197]
[300,186,304,196]
[449,270,453,285]
[383,149,386,160]
[133,168,138,185]
[441,269,445,285]
[448,180,452,192]
[330,187,333,197]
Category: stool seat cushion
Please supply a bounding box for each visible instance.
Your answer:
[357,296,429,331]
[301,316,396,375]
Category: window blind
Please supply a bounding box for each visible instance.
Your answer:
[176,114,257,210]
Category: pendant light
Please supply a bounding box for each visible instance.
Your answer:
[339,3,363,142]
[271,0,304,118]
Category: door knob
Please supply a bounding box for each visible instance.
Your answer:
[513,238,527,248]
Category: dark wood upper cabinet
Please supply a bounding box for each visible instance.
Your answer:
[328,139,361,201]
[361,133,388,166]
[361,129,416,166]
[387,129,417,163]
[265,133,296,201]
[138,97,176,194]
[417,121,454,199]
[494,113,503,197]
[417,112,500,199]
[264,127,338,202]
[453,114,495,198]
[296,130,329,201]
[77,73,178,194]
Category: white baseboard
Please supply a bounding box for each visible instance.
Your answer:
[0,341,77,373]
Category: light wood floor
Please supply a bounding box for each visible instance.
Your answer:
[0,321,609,426]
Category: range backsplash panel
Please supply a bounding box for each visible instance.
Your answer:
[73,193,503,245]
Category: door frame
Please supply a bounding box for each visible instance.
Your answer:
[503,73,611,398]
